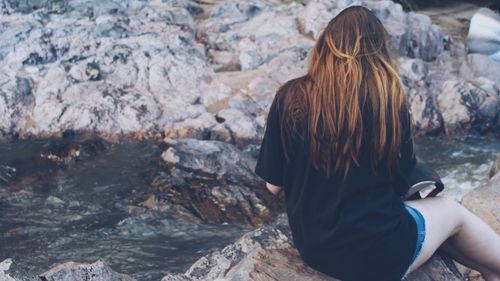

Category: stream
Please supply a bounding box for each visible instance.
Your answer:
[0,136,499,280]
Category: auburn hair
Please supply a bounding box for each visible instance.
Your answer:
[279,6,409,178]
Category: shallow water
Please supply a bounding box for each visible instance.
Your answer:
[0,140,245,280]
[0,136,498,280]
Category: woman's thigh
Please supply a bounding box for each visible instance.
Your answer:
[404,196,463,273]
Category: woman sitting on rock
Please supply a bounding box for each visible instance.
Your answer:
[255,5,500,281]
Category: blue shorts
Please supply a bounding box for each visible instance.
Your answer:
[401,204,426,280]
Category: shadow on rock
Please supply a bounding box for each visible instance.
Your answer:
[147,137,285,228]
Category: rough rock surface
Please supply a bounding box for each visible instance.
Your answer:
[460,54,500,83]
[1,0,495,142]
[39,260,135,281]
[148,138,284,227]
[436,78,500,135]
[0,0,229,140]
[398,57,443,135]
[489,154,500,179]
[462,155,500,234]
[0,259,134,281]
[163,214,464,281]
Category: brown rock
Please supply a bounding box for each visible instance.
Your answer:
[489,154,500,179]
[462,161,500,234]
[149,138,284,227]
[163,214,464,281]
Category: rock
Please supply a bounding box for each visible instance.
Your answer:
[398,58,443,135]
[163,214,464,281]
[460,54,500,84]
[0,0,69,14]
[462,158,500,234]
[39,260,135,281]
[0,259,15,281]
[361,0,447,61]
[0,135,111,192]
[436,78,500,135]
[0,0,494,141]
[489,154,500,179]
[296,0,447,61]
[150,138,284,227]
[198,0,314,71]
[0,0,229,140]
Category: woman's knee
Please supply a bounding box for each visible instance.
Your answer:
[427,196,465,235]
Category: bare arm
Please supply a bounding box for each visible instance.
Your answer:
[266,182,282,195]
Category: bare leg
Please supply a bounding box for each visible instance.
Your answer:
[404,197,500,280]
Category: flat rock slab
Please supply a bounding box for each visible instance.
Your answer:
[163,214,464,281]
[462,161,500,234]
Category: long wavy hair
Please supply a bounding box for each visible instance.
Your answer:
[280,6,409,178]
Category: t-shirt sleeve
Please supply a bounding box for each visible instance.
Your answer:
[394,110,417,197]
[254,93,285,186]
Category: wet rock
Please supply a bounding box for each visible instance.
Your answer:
[0,135,111,191]
[436,78,500,135]
[39,260,135,281]
[163,214,464,281]
[38,135,110,166]
[462,156,500,234]
[0,259,15,281]
[150,138,284,227]
[489,154,500,179]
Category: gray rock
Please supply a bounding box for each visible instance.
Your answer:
[489,154,500,179]
[437,78,500,135]
[398,58,444,135]
[0,0,69,14]
[0,259,15,281]
[198,0,314,71]
[40,260,135,281]
[460,53,500,83]
[150,138,284,227]
[163,214,464,281]
[0,0,229,140]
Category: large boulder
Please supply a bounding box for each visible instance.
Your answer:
[197,0,314,71]
[0,0,229,140]
[398,58,444,135]
[148,138,284,227]
[163,214,464,281]
[436,78,500,135]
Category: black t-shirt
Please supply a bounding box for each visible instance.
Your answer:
[255,82,418,281]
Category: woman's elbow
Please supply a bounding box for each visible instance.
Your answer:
[266,182,282,195]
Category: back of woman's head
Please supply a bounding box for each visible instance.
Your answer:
[280,5,408,178]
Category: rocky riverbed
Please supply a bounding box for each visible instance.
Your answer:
[0,136,499,280]
[1,0,500,280]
